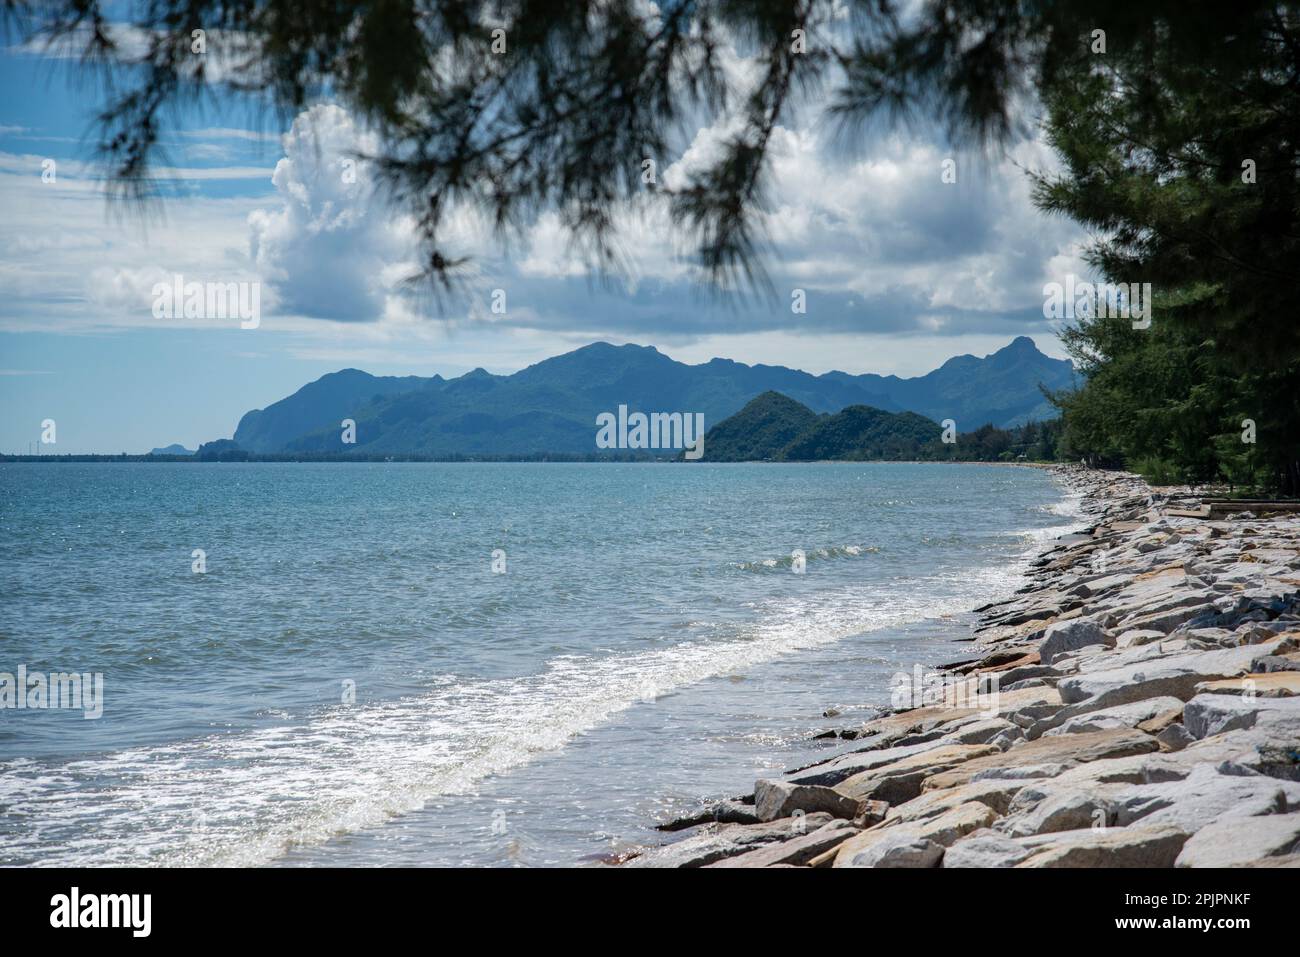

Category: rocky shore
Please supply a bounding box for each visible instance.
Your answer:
[625,466,1300,867]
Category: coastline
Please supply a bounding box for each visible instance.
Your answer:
[624,465,1300,867]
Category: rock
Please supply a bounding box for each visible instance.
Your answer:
[1039,619,1114,666]
[1016,824,1189,868]
[989,727,1026,749]
[923,728,1159,791]
[885,779,1024,824]
[1044,696,1185,737]
[852,800,890,827]
[1136,707,1185,734]
[1174,812,1300,867]
[1253,654,1300,673]
[944,717,1019,745]
[626,812,835,868]
[845,834,944,868]
[1057,640,1284,708]
[657,800,758,831]
[834,801,996,867]
[998,789,1115,837]
[1112,764,1300,834]
[1119,600,1219,635]
[1182,692,1300,739]
[833,744,999,805]
[786,738,957,788]
[705,819,858,868]
[998,665,1061,685]
[1155,723,1194,751]
[754,779,861,822]
[1195,672,1300,698]
[1116,629,1166,648]
[942,830,1033,868]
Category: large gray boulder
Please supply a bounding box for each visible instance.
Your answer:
[1175,812,1300,867]
[998,788,1116,838]
[1039,619,1113,666]
[942,830,1032,868]
[754,779,861,822]
[1182,692,1300,739]
[1112,764,1300,834]
[1016,824,1189,868]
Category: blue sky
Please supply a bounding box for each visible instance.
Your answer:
[0,21,1090,453]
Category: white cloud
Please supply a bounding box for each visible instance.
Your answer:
[247,104,416,322]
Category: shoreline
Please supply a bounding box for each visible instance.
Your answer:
[624,465,1300,867]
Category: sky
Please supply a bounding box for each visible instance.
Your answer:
[0,16,1092,454]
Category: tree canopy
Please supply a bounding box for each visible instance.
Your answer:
[7,1,1289,288]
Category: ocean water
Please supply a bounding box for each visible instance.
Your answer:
[0,462,1079,867]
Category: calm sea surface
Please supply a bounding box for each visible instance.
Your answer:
[0,462,1079,866]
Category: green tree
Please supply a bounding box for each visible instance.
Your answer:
[1033,8,1300,492]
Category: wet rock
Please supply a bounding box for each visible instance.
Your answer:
[657,799,760,831]
[754,779,862,823]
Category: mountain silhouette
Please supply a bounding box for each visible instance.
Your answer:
[223,337,1074,456]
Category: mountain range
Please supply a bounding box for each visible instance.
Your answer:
[212,336,1075,458]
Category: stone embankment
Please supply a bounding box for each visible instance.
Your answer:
[626,466,1300,867]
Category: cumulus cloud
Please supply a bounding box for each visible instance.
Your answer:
[248,104,414,322]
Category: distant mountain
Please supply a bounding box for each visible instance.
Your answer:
[215,337,1074,457]
[148,443,194,456]
[698,393,944,462]
[234,369,429,453]
[700,391,819,461]
[843,335,1071,426]
[781,406,943,461]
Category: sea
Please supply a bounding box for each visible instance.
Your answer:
[0,461,1081,866]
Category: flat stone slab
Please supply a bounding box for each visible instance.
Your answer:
[922,728,1159,791]
[1182,692,1300,738]
[1015,824,1189,868]
[1043,696,1185,737]
[1057,641,1283,708]
[706,819,858,868]
[626,812,836,868]
[1195,672,1300,697]
[1175,812,1300,867]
